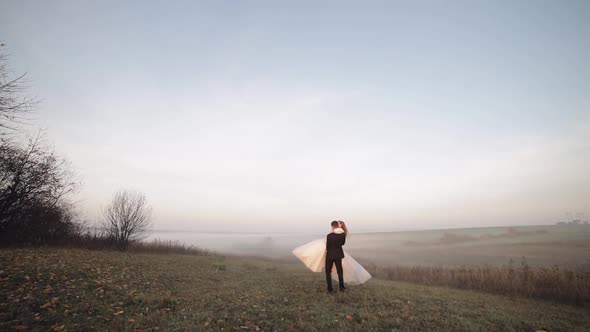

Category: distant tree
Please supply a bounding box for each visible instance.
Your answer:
[0,46,34,134]
[102,190,153,250]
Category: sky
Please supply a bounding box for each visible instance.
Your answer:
[1,0,589,233]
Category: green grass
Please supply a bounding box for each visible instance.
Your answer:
[1,249,589,331]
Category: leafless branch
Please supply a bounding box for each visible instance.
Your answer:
[0,48,36,135]
[102,190,153,250]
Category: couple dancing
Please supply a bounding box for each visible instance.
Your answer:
[292,220,371,292]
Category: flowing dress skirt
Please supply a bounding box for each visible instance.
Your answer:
[292,239,372,285]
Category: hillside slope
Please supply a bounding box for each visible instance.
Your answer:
[1,249,588,331]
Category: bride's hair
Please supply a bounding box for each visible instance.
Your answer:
[331,220,349,236]
[339,221,348,235]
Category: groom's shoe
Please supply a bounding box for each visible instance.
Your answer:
[339,287,346,292]
[327,288,334,293]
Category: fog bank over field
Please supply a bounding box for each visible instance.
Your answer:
[148,224,590,268]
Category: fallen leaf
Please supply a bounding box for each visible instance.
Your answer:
[346,315,353,320]
[15,325,30,331]
[51,323,65,331]
[114,310,124,315]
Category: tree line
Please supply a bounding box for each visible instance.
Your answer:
[0,45,152,250]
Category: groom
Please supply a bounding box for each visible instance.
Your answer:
[326,220,347,292]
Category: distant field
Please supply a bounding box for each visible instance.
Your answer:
[347,224,590,268]
[1,249,589,331]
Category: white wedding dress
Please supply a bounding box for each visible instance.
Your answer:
[292,230,372,285]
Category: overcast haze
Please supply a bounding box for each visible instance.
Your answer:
[1,1,589,233]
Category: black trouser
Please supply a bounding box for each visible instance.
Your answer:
[325,258,344,291]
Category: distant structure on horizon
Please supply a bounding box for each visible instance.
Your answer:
[556,212,589,225]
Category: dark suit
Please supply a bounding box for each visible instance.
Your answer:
[325,232,346,291]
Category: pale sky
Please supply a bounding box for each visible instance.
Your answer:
[1,1,589,233]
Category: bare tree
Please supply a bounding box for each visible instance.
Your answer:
[102,190,153,250]
[0,44,80,246]
[0,131,78,245]
[0,45,35,134]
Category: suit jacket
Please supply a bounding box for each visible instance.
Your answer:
[326,232,346,260]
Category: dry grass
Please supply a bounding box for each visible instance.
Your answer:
[52,232,214,257]
[2,249,590,331]
[364,258,590,306]
[127,239,213,256]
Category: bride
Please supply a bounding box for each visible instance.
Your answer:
[292,220,371,287]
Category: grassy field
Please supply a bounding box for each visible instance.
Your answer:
[1,249,589,331]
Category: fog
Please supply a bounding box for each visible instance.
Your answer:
[148,224,590,268]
